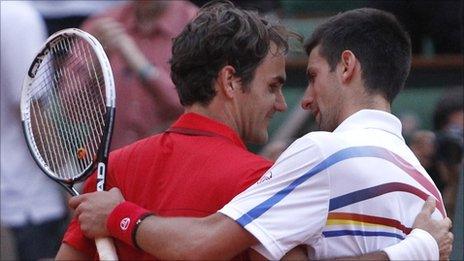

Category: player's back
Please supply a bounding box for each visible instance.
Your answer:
[104,113,272,260]
[218,110,445,259]
[307,111,445,258]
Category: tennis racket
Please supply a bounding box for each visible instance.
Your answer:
[20,28,118,260]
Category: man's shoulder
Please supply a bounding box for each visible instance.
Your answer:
[290,131,339,151]
[109,134,163,161]
[218,141,273,168]
[275,130,351,164]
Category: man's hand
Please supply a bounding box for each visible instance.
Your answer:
[412,196,453,260]
[69,188,125,238]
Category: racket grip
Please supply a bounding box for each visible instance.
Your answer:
[96,237,118,260]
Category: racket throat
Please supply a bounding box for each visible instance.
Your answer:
[65,184,80,196]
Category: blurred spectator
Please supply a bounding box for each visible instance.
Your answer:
[81,1,198,150]
[431,87,463,217]
[370,0,462,54]
[1,2,68,260]
[410,130,436,170]
[399,112,421,143]
[32,0,123,36]
[433,87,464,141]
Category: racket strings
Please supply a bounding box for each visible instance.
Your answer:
[32,40,87,179]
[26,35,107,180]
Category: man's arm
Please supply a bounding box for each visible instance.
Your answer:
[137,213,256,260]
[71,188,255,260]
[71,189,453,260]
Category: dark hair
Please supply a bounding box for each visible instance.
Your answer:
[304,8,411,103]
[170,0,293,106]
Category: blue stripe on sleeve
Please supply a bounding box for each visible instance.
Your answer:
[322,230,405,240]
[236,146,389,226]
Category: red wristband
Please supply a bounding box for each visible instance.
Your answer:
[107,201,153,248]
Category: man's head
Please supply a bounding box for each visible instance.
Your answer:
[170,0,293,144]
[302,8,411,131]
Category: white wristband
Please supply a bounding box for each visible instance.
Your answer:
[383,228,439,260]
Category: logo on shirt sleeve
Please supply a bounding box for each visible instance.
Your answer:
[257,170,273,184]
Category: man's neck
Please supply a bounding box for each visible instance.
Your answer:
[338,95,391,126]
[185,104,239,134]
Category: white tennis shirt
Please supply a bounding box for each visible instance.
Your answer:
[219,109,445,259]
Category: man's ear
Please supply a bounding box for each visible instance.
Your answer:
[217,65,240,98]
[338,50,358,84]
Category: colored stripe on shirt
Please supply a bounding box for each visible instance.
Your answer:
[329,182,445,217]
[323,212,410,240]
[236,146,444,227]
[326,212,412,235]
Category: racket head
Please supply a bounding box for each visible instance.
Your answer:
[20,28,115,189]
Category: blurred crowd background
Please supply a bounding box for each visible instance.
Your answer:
[1,0,462,260]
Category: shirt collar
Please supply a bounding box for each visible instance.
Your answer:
[334,109,404,142]
[171,113,247,149]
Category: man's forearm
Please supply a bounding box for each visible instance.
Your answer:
[134,213,256,260]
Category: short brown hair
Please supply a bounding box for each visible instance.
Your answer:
[170,0,293,106]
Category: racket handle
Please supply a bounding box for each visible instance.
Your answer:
[95,237,118,260]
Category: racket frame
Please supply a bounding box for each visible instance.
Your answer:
[20,28,116,196]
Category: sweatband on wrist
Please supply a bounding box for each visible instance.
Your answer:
[107,201,153,248]
[383,228,439,260]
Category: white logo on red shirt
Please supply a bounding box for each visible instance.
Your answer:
[120,217,130,231]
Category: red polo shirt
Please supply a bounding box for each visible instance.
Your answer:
[63,113,273,260]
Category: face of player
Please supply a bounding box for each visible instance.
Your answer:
[236,44,287,144]
[301,45,342,132]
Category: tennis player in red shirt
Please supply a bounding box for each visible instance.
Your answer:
[58,1,453,260]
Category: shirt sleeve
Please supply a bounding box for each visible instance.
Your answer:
[61,174,98,256]
[62,217,97,257]
[219,136,331,260]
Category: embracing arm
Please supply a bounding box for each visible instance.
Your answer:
[71,188,257,260]
[135,197,451,261]
[71,189,453,260]
[136,213,256,260]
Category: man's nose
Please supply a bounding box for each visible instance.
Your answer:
[275,90,287,112]
[301,86,313,110]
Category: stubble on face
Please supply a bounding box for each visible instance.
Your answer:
[308,46,342,132]
[318,102,340,132]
